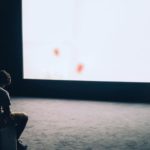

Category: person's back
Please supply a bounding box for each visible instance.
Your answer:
[0,86,11,111]
[0,70,28,150]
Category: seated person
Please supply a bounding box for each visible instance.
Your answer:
[0,70,28,150]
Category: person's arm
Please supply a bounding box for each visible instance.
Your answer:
[2,105,15,126]
[3,105,11,116]
[1,89,11,115]
[1,91,14,124]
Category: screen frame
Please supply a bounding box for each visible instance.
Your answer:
[18,0,150,102]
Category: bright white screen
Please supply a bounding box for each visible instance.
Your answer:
[23,0,150,82]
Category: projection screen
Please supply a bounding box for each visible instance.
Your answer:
[22,0,150,82]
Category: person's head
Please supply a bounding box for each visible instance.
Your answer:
[0,70,11,87]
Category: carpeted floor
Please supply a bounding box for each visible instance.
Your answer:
[11,97,150,150]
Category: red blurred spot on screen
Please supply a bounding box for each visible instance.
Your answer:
[53,48,60,56]
[77,64,84,73]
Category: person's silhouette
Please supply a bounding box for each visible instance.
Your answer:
[0,70,28,150]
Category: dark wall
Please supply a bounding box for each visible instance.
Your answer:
[0,0,22,95]
[1,0,150,102]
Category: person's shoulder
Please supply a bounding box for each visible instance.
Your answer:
[0,87,11,106]
[0,87,9,98]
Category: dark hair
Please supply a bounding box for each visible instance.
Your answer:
[0,70,11,86]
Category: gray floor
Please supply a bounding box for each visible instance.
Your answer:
[11,97,150,150]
